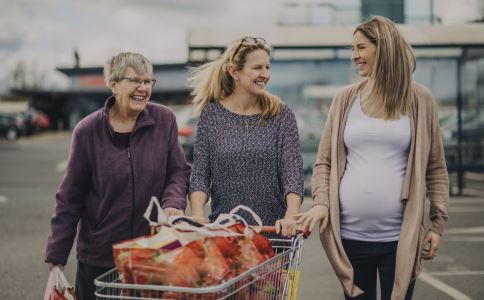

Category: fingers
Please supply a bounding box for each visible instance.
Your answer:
[47,263,64,271]
[422,231,440,260]
[298,216,310,233]
[320,215,329,234]
[275,219,298,237]
[190,215,209,224]
[163,208,184,217]
[309,217,318,233]
[275,220,282,234]
[428,236,439,258]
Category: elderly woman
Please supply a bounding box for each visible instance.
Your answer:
[45,52,190,300]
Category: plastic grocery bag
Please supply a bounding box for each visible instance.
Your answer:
[43,266,76,300]
[113,198,274,288]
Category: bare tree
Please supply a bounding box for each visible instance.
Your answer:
[8,59,46,90]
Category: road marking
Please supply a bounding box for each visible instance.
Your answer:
[448,207,484,213]
[451,198,484,204]
[426,270,484,276]
[0,195,8,203]
[445,236,484,242]
[445,226,484,235]
[419,273,473,300]
[55,160,68,173]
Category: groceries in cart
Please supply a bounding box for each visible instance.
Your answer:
[112,199,276,289]
[95,199,305,299]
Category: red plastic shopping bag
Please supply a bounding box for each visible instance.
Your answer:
[43,266,76,300]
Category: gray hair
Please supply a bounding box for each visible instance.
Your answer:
[103,52,153,86]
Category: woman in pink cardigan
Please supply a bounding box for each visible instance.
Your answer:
[297,16,449,300]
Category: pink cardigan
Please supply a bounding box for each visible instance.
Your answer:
[311,80,449,299]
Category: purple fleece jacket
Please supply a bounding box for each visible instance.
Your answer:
[45,97,190,267]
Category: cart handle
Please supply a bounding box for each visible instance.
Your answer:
[258,225,311,238]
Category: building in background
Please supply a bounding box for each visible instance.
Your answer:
[9,0,484,195]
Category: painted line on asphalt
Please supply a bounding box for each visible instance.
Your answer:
[448,207,484,213]
[55,160,68,173]
[446,226,484,235]
[419,272,473,300]
[426,270,484,276]
[0,195,8,203]
[445,236,484,242]
[451,198,484,204]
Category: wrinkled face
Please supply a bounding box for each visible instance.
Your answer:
[234,49,271,96]
[110,67,153,115]
[352,31,377,77]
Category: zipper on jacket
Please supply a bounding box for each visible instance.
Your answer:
[127,147,135,238]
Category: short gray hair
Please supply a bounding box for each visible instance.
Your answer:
[103,52,153,86]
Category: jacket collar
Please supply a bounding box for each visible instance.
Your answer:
[102,96,156,137]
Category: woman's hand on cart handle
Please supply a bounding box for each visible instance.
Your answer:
[188,213,209,224]
[275,216,300,237]
[262,224,310,238]
[47,262,64,272]
[163,207,184,217]
[295,205,329,234]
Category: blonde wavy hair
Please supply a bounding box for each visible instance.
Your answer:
[187,37,281,119]
[355,16,416,120]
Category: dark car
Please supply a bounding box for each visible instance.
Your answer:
[0,113,23,141]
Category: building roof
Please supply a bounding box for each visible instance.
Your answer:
[188,23,484,50]
[57,63,188,76]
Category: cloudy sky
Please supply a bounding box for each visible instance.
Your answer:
[0,0,481,93]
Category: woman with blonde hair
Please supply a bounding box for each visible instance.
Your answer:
[297,16,449,299]
[187,37,304,236]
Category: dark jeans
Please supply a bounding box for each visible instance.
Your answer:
[342,239,416,300]
[75,261,111,300]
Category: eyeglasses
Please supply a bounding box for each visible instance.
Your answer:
[120,77,157,88]
[232,37,267,60]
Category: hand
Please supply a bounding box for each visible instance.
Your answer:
[275,216,299,237]
[295,205,329,234]
[47,262,64,272]
[422,230,441,260]
[163,207,184,217]
[189,213,209,224]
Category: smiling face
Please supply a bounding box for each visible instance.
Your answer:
[233,49,271,97]
[352,30,377,78]
[110,67,153,116]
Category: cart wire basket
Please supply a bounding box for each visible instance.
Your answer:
[95,233,305,300]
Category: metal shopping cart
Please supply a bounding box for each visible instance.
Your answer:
[94,231,305,300]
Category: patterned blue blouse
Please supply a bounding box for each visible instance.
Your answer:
[189,101,304,226]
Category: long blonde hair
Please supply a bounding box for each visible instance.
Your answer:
[355,16,415,120]
[187,37,281,119]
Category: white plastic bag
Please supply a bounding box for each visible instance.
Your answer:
[43,266,76,300]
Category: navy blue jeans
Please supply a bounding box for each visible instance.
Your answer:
[342,239,415,300]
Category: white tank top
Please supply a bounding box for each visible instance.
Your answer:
[339,96,411,242]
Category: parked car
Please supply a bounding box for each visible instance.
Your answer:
[0,113,23,141]
[178,117,198,162]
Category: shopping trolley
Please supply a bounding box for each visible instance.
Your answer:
[94,228,306,300]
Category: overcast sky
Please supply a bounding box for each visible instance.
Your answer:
[0,0,481,93]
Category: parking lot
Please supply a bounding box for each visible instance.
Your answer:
[0,132,483,299]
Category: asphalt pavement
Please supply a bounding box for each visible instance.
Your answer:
[0,132,483,299]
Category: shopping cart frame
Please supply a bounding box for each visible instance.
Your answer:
[95,233,305,300]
